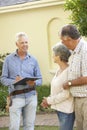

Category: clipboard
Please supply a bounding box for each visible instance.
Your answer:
[13,77,41,85]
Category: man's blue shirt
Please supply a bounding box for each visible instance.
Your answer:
[1,51,42,98]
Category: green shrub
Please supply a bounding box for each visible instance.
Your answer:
[0,53,9,113]
[36,84,51,111]
[0,84,50,114]
[0,83,8,112]
[0,53,9,75]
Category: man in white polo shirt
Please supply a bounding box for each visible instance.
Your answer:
[60,24,87,130]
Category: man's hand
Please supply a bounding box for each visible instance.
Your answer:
[63,82,70,89]
[26,80,35,87]
[15,75,23,82]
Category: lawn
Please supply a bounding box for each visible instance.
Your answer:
[0,126,77,130]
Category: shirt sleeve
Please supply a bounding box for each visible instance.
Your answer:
[33,60,42,86]
[81,51,87,76]
[47,89,70,105]
[1,57,15,89]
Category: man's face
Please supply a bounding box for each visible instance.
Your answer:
[60,36,75,50]
[16,36,28,53]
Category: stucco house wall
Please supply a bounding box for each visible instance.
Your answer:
[0,0,71,84]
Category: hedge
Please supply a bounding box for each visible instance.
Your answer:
[0,84,50,113]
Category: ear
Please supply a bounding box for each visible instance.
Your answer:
[16,42,18,47]
[56,55,60,60]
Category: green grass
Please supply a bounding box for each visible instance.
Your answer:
[0,126,77,130]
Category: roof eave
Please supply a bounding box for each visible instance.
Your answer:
[0,0,65,14]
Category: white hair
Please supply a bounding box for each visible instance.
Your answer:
[15,32,28,42]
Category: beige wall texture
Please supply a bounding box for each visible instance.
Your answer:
[0,0,71,85]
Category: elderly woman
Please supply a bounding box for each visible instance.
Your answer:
[41,44,75,130]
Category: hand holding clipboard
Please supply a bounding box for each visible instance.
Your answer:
[14,77,41,85]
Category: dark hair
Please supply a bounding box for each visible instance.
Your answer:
[60,24,80,39]
[53,44,71,62]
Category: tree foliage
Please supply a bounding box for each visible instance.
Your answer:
[65,0,87,36]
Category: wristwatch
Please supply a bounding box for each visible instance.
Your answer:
[68,81,72,86]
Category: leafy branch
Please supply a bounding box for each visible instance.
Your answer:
[65,0,87,36]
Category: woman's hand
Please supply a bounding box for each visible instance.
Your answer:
[41,97,50,108]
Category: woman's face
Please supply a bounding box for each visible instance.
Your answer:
[52,52,60,63]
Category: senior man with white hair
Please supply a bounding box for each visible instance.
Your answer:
[1,32,42,130]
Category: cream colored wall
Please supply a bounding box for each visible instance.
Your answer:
[0,0,71,84]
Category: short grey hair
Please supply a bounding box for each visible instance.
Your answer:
[60,24,80,39]
[52,43,71,62]
[15,32,28,42]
